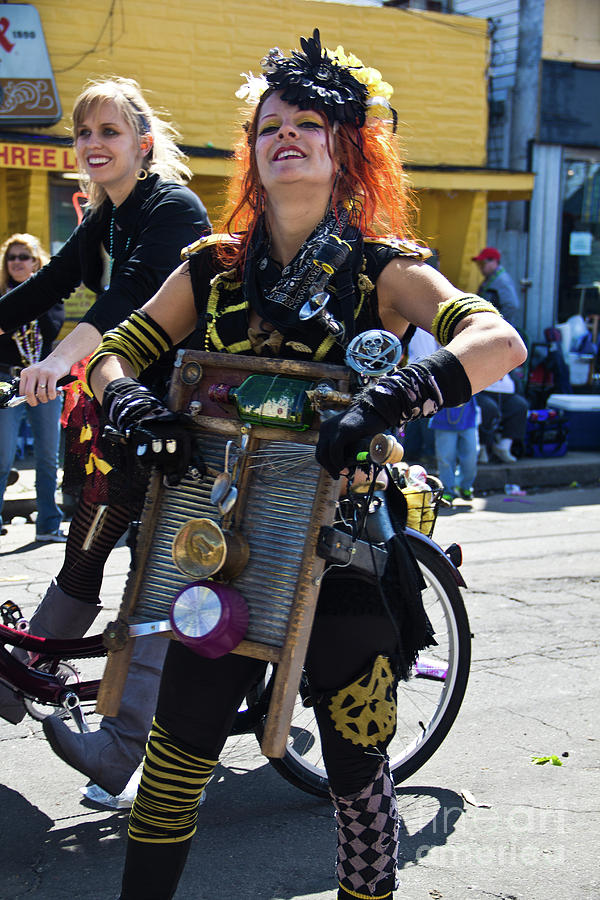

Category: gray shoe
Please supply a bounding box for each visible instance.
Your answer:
[492,443,517,464]
[43,634,169,796]
[0,581,101,724]
[36,528,68,543]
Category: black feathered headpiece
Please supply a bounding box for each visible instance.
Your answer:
[261,29,370,128]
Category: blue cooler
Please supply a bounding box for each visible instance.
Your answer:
[546,394,600,451]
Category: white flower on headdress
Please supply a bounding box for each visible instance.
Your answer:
[236,71,269,105]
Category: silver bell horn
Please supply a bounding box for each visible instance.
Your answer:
[299,292,345,338]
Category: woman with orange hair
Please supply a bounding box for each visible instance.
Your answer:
[87,30,525,899]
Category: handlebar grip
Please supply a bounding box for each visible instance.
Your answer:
[355,433,404,466]
[57,374,78,388]
[0,373,78,409]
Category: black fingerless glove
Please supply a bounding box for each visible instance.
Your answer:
[315,406,390,479]
[102,377,175,434]
[316,349,471,478]
[127,419,202,486]
[102,377,203,486]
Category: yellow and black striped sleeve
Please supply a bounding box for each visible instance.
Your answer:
[432,293,501,346]
[86,309,173,384]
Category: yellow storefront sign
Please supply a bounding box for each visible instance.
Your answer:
[0,142,76,171]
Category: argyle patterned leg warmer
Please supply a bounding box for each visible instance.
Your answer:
[332,758,399,899]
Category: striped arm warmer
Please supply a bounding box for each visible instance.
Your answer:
[86,309,173,385]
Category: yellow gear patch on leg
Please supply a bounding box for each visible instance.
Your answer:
[328,655,397,747]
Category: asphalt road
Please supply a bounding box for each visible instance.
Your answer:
[0,484,598,900]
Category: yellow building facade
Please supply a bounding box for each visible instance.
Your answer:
[0,0,532,304]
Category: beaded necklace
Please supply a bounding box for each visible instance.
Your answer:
[106,203,131,287]
[13,320,42,366]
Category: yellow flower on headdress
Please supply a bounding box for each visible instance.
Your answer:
[328,45,394,115]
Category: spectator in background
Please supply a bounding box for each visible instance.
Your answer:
[476,372,529,463]
[472,246,520,325]
[0,234,65,543]
[429,397,479,505]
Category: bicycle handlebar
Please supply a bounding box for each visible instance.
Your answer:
[355,433,405,467]
[0,374,77,409]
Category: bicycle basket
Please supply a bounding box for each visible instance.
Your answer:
[401,475,443,537]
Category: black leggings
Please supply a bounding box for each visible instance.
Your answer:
[120,613,399,899]
[156,613,397,791]
[56,499,134,603]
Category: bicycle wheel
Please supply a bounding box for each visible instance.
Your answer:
[258,537,471,797]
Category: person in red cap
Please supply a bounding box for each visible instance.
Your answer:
[472,246,520,325]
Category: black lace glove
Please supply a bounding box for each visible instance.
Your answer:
[315,407,389,479]
[316,349,472,479]
[102,377,204,486]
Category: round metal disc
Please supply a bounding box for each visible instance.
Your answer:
[171,584,222,638]
[172,518,227,578]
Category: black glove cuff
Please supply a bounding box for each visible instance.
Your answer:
[360,348,472,427]
[102,377,173,434]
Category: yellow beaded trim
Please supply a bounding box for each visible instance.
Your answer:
[204,269,245,352]
[364,236,432,261]
[339,884,392,899]
[432,293,501,346]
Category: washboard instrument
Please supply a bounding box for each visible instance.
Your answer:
[96,349,350,758]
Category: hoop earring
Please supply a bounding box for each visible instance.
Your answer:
[136,168,148,181]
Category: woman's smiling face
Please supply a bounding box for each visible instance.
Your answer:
[74,99,145,201]
[255,93,337,196]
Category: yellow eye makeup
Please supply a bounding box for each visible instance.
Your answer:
[297,115,324,128]
[258,119,281,136]
[257,113,325,137]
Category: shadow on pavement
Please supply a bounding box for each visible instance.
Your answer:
[0,540,44,556]
[0,782,128,900]
[396,785,465,865]
[0,761,465,899]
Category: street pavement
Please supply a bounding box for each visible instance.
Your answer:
[0,484,598,900]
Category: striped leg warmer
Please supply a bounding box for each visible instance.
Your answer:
[128,717,217,845]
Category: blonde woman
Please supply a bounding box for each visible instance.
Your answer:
[0,79,210,799]
[0,233,65,542]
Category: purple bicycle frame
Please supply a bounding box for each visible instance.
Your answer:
[0,624,106,706]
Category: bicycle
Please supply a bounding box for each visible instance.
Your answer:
[0,373,471,797]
